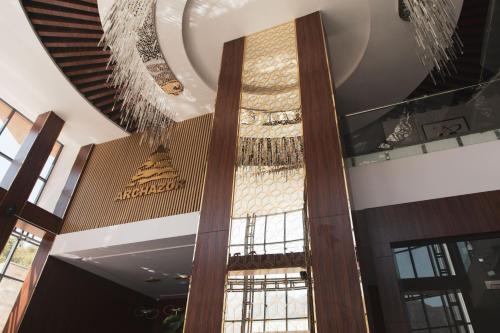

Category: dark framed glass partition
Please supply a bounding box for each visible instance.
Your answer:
[392,235,500,333]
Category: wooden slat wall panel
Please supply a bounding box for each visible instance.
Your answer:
[62,114,213,233]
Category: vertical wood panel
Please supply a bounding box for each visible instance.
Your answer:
[61,114,213,232]
[53,144,94,219]
[296,13,348,219]
[17,257,156,333]
[197,38,244,234]
[2,233,54,333]
[184,38,244,333]
[184,230,230,333]
[296,12,367,333]
[308,216,367,332]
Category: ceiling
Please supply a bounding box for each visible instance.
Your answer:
[51,212,199,299]
[56,236,195,300]
[3,0,468,143]
[101,0,464,125]
[0,0,127,146]
[159,0,423,118]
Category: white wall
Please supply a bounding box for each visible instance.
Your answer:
[51,212,199,254]
[0,0,130,212]
[37,143,80,213]
[348,139,500,210]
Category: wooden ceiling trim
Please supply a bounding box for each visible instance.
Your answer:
[22,0,128,130]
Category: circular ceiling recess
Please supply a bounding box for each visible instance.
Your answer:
[182,0,371,90]
[99,0,463,123]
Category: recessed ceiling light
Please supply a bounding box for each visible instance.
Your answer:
[145,277,162,283]
[58,253,81,260]
[175,274,190,280]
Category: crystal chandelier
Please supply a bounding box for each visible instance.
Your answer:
[403,0,463,83]
[100,0,176,146]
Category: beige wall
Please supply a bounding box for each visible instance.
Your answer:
[62,114,212,233]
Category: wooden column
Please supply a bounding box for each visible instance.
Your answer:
[2,234,54,333]
[184,38,244,333]
[53,144,94,218]
[296,12,367,332]
[2,143,94,333]
[0,111,64,252]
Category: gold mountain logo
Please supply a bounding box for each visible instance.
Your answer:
[115,145,186,201]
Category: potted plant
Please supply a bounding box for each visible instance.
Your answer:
[162,308,184,333]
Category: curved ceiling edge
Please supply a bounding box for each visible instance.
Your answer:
[157,0,216,119]
[21,0,129,131]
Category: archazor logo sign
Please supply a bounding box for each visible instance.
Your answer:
[115,145,186,201]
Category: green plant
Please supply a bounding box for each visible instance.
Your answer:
[162,312,184,333]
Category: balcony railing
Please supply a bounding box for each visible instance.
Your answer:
[341,78,500,167]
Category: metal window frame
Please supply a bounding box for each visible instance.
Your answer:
[225,274,310,332]
[0,229,41,283]
[229,210,306,256]
[393,241,478,333]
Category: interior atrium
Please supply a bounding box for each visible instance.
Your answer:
[0,0,499,332]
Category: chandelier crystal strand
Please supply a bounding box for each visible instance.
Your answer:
[404,0,463,84]
[100,0,175,146]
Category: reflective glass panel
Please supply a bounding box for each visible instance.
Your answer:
[394,236,500,332]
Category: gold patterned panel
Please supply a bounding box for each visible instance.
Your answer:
[62,114,213,233]
[232,21,305,217]
[241,22,301,112]
[232,168,305,218]
[224,22,311,332]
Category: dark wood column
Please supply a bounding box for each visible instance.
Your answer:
[0,111,64,251]
[2,143,94,333]
[54,144,94,218]
[2,234,54,333]
[296,12,367,332]
[184,38,244,333]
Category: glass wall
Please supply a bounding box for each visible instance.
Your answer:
[0,228,42,327]
[229,210,305,257]
[342,80,500,167]
[393,236,500,332]
[225,272,309,333]
[336,0,500,166]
